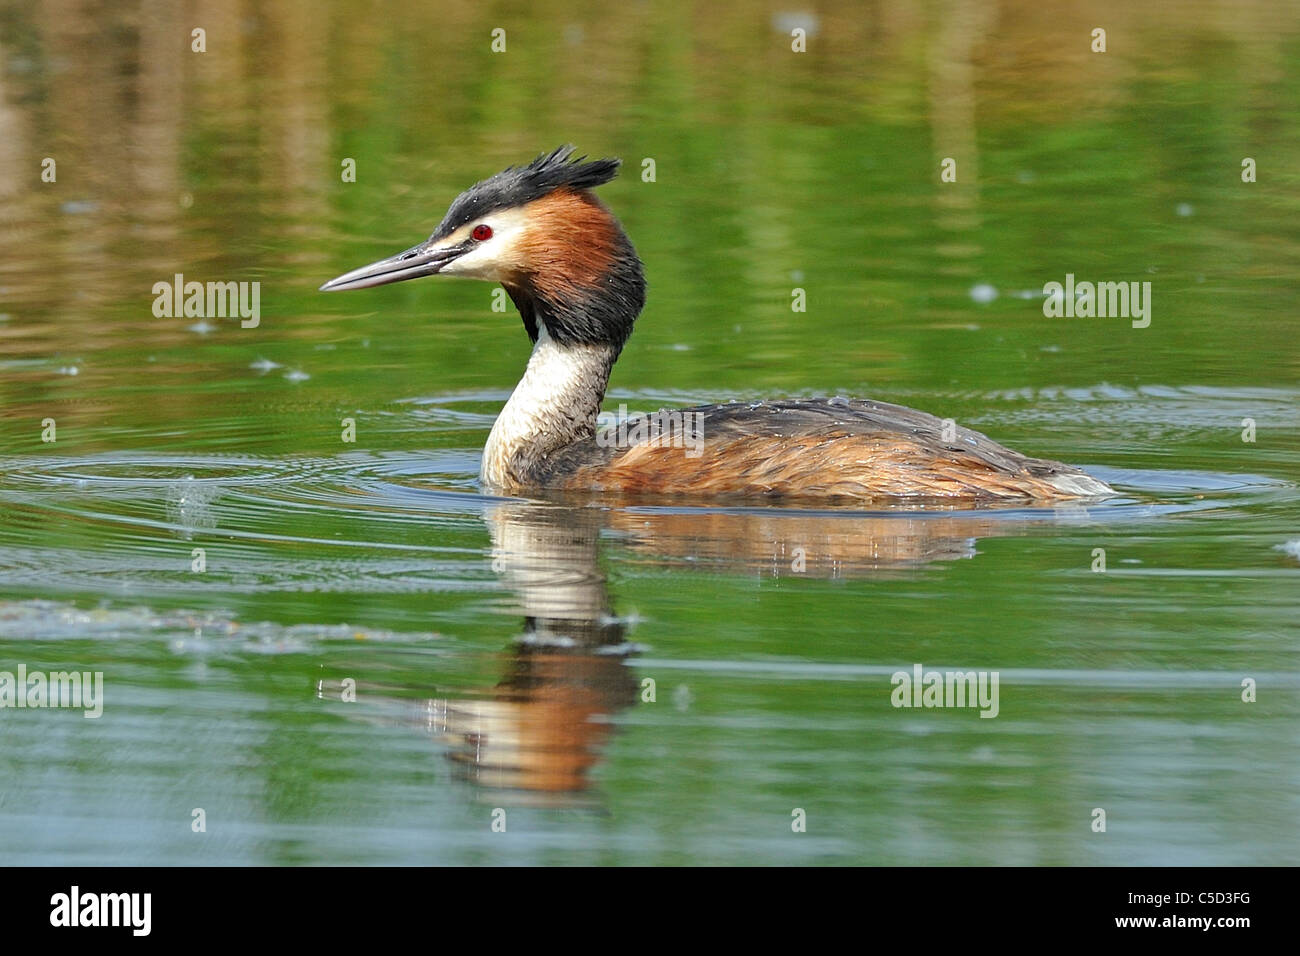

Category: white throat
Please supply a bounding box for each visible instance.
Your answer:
[480,325,615,491]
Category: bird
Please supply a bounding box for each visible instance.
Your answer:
[321,146,1113,504]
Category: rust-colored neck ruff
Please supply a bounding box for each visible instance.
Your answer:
[503,189,645,353]
[520,189,622,302]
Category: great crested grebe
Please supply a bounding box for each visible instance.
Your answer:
[321,146,1113,503]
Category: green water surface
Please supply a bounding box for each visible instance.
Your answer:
[0,0,1298,864]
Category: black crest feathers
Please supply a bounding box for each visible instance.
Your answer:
[432,146,621,240]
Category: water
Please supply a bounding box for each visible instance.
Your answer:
[1,1,1298,865]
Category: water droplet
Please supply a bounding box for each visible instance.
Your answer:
[771,12,820,36]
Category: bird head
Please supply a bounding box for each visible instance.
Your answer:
[321,146,646,352]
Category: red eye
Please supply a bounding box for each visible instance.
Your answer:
[472,224,493,241]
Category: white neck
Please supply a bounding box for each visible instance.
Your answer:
[480,325,616,491]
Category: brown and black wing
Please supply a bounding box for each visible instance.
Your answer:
[540,398,1112,503]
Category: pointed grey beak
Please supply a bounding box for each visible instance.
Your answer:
[319,239,469,292]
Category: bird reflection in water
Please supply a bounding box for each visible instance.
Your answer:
[320,499,1096,805]
[428,505,639,805]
